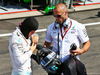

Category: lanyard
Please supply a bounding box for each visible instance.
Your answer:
[60,20,72,40]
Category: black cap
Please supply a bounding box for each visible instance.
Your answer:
[19,17,39,39]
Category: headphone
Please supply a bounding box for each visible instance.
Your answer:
[55,19,70,29]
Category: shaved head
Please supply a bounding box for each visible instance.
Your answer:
[54,3,67,13]
[53,3,68,24]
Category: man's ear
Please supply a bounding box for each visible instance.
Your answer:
[65,11,68,15]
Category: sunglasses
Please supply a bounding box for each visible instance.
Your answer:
[53,14,62,18]
[53,10,67,18]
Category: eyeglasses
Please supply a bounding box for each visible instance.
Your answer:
[53,10,67,18]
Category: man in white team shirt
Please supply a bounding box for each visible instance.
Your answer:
[44,3,90,75]
[9,17,39,75]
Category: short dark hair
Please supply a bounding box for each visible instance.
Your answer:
[19,17,39,38]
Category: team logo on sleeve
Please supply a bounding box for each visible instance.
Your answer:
[83,28,88,37]
[18,38,21,43]
[72,26,75,29]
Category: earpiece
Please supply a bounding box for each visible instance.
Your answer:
[55,19,70,29]
[63,19,70,27]
[55,21,60,29]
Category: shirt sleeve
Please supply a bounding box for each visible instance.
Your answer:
[77,23,89,43]
[45,25,53,43]
[12,42,32,66]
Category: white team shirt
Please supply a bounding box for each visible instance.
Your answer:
[9,27,33,75]
[45,18,89,62]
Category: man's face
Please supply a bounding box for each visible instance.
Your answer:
[28,30,35,37]
[53,9,67,24]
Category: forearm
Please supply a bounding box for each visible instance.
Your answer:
[44,41,51,47]
[12,43,33,66]
[14,50,32,65]
[70,40,90,55]
[81,40,91,54]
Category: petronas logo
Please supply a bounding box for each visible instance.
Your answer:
[72,26,75,29]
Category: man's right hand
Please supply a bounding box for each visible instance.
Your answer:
[30,43,36,53]
[32,35,39,44]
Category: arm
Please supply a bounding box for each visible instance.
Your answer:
[71,23,91,55]
[12,43,32,65]
[12,42,36,66]
[43,41,52,48]
[31,34,39,44]
[44,24,53,48]
[30,34,39,52]
[81,40,90,53]
[70,40,90,55]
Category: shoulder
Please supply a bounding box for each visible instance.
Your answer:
[47,22,55,31]
[10,29,22,44]
[47,23,55,29]
[71,19,81,25]
[71,19,85,29]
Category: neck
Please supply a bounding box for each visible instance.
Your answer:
[64,27,67,32]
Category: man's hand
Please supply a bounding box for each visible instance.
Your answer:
[30,43,36,53]
[32,35,39,44]
[70,47,84,56]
